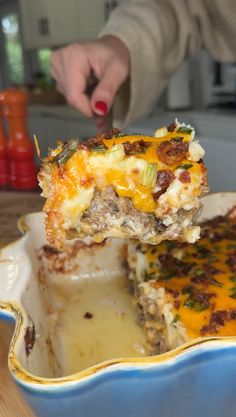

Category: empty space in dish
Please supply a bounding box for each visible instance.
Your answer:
[37,239,149,376]
[0,213,149,379]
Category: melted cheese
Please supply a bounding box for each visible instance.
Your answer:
[135,216,236,338]
[42,127,206,220]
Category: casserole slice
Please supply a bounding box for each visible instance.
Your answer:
[127,209,236,353]
[39,120,208,249]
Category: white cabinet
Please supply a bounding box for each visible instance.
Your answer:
[20,0,52,49]
[20,0,107,49]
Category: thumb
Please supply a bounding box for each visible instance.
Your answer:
[91,63,127,116]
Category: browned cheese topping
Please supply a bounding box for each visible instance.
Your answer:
[137,209,236,338]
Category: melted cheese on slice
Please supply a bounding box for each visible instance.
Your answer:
[42,126,206,220]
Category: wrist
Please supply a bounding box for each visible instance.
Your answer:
[100,35,130,67]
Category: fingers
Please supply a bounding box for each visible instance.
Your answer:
[51,46,94,118]
[91,61,127,117]
[66,80,94,119]
[50,39,130,123]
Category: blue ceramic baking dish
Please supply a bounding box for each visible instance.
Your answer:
[0,192,236,417]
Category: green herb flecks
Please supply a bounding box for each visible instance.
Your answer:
[184,298,208,312]
[182,285,194,295]
[144,270,157,281]
[159,268,177,281]
[182,285,213,311]
[195,269,205,276]
[171,136,184,143]
[176,163,193,170]
[177,126,193,134]
[52,139,79,166]
[115,132,143,138]
[209,277,223,288]
[90,142,107,153]
[142,163,157,187]
[229,286,236,299]
[227,244,236,250]
[172,314,181,325]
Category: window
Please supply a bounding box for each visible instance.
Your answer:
[0,0,26,88]
[0,2,52,89]
[30,47,53,91]
[1,13,24,85]
[37,48,52,79]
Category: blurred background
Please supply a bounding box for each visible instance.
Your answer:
[0,0,235,191]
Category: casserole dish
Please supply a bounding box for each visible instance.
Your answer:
[0,192,236,417]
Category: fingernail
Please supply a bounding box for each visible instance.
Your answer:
[95,101,108,115]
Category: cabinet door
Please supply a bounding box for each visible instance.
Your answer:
[19,0,52,49]
[48,0,106,45]
[20,0,107,49]
[72,0,107,42]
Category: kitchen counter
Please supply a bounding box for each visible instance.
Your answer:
[0,191,43,417]
[128,109,236,142]
[0,322,35,417]
[29,103,236,121]
[28,103,89,121]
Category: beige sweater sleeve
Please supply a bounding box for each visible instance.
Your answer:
[100,0,236,128]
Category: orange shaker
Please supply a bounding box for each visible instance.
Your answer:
[0,92,9,188]
[3,89,38,190]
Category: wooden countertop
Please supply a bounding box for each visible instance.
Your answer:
[0,191,43,417]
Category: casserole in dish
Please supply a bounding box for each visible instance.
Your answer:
[0,193,236,417]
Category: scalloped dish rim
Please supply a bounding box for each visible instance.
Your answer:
[1,191,236,389]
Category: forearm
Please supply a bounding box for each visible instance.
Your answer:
[100,0,236,128]
[100,0,201,128]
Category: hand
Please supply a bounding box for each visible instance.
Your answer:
[51,36,130,130]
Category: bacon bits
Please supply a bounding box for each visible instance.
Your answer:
[86,137,108,152]
[86,129,121,149]
[98,128,121,140]
[227,254,236,273]
[179,171,191,183]
[167,122,176,132]
[153,170,175,200]
[200,309,236,335]
[157,141,189,166]
[158,254,193,277]
[123,140,151,155]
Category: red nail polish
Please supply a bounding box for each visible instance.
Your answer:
[95,101,108,115]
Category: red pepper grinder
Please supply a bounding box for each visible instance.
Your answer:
[3,89,38,190]
[0,92,9,188]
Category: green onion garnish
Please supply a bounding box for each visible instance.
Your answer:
[142,163,157,187]
[177,127,193,134]
[52,139,79,166]
[176,163,193,170]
